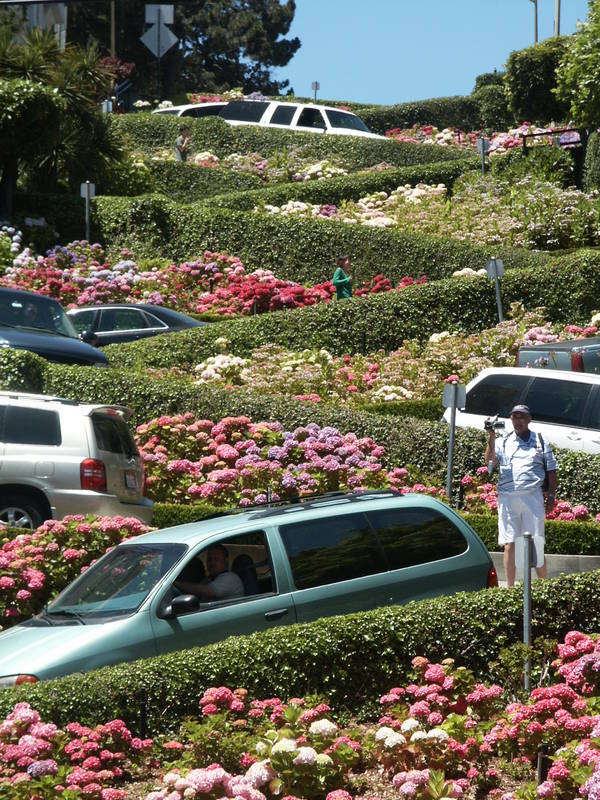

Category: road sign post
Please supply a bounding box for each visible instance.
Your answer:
[516,531,545,691]
[486,257,504,323]
[442,381,466,505]
[312,81,320,102]
[80,181,96,242]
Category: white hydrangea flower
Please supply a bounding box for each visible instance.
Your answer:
[293,746,318,766]
[383,732,407,748]
[375,725,395,742]
[410,731,428,742]
[271,737,297,753]
[426,728,449,741]
[308,718,338,737]
[255,741,268,754]
[401,718,421,734]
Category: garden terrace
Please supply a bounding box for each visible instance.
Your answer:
[90,194,547,278]
[1,571,598,733]
[40,365,600,514]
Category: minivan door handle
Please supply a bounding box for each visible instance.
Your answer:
[264,608,289,621]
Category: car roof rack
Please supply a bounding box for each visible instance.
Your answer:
[193,489,401,524]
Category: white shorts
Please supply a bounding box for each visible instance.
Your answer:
[498,490,545,546]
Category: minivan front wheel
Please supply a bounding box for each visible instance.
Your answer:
[0,495,45,529]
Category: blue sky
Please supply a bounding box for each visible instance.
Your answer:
[275,0,591,105]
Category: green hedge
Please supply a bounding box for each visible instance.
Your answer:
[102,249,597,367]
[3,571,600,732]
[92,193,546,282]
[13,192,85,245]
[505,37,570,124]
[42,365,600,514]
[201,158,479,212]
[147,160,263,202]
[359,96,482,135]
[464,514,600,555]
[0,349,46,392]
[151,502,222,529]
[111,114,473,171]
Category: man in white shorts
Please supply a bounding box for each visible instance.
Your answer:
[175,543,244,600]
[484,404,557,587]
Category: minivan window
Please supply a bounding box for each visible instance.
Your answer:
[367,508,467,570]
[325,109,370,132]
[2,407,61,446]
[523,377,591,427]
[219,100,269,122]
[465,373,531,416]
[279,512,386,589]
[270,105,297,125]
[92,415,137,457]
[296,108,326,129]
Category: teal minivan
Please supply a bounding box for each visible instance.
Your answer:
[0,491,497,685]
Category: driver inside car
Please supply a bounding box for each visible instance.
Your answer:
[174,543,243,600]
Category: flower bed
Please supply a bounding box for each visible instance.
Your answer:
[0,515,151,627]
[0,242,426,318]
[256,174,600,250]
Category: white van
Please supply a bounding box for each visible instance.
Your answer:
[442,367,600,454]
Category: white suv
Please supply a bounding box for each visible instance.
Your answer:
[443,367,600,454]
[0,392,153,527]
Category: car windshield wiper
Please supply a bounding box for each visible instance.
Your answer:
[45,608,87,624]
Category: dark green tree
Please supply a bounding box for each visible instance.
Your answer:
[555,0,600,128]
[67,0,300,99]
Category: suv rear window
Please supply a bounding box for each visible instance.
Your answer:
[366,508,467,570]
[0,406,61,446]
[219,100,269,122]
[92,415,136,457]
[465,373,531,416]
[279,512,386,589]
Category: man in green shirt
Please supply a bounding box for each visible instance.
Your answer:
[332,255,353,299]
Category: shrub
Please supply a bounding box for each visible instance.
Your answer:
[359,397,444,422]
[504,37,570,124]
[583,131,600,192]
[463,513,600,555]
[358,96,482,135]
[152,502,222,529]
[41,366,600,514]
[473,71,506,92]
[201,158,478,212]
[111,114,470,171]
[148,160,263,202]
[92,193,547,282]
[13,193,85,245]
[3,571,600,732]
[490,144,575,187]
[472,84,512,131]
[0,348,46,392]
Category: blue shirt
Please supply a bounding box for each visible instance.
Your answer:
[494,430,557,494]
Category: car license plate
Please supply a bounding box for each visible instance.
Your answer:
[125,471,137,490]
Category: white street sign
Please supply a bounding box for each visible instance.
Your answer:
[145,4,173,24]
[141,22,178,58]
[486,257,504,278]
[477,137,491,154]
[80,182,95,199]
[442,383,466,409]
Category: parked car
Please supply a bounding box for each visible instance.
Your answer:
[67,304,207,346]
[0,391,153,529]
[0,491,496,684]
[443,367,600,453]
[151,102,228,118]
[518,337,600,374]
[0,288,108,366]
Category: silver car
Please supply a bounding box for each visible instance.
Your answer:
[0,391,153,527]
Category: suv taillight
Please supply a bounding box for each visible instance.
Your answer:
[487,564,499,588]
[80,459,107,492]
[571,351,584,372]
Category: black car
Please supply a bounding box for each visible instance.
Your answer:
[66,304,207,346]
[0,288,108,366]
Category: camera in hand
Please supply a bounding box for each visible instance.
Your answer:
[484,414,505,432]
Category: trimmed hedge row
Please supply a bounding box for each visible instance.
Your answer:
[92,193,547,282]
[14,192,85,245]
[359,96,482,135]
[201,158,479,212]
[2,571,599,732]
[103,250,597,367]
[111,114,473,170]
[147,160,263,202]
[41,365,600,514]
[464,514,600,556]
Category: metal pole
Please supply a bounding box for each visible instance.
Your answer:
[523,532,532,691]
[446,381,458,505]
[139,686,148,739]
[493,267,504,323]
[554,0,561,36]
[480,142,486,176]
[84,181,91,242]
[531,0,538,44]
[110,0,116,56]
[157,7,161,101]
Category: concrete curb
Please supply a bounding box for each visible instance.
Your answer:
[491,552,600,583]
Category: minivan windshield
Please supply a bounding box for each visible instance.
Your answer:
[325,109,370,132]
[0,292,79,338]
[47,543,187,620]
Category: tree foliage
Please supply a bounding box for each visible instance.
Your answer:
[555,0,600,127]
[504,37,570,124]
[67,0,300,98]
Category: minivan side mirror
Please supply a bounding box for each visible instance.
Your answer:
[160,593,201,618]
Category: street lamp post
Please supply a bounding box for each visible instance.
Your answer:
[555,0,561,36]
[529,0,538,44]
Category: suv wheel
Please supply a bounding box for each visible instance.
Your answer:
[0,495,45,529]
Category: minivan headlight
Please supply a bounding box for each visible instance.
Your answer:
[0,674,38,688]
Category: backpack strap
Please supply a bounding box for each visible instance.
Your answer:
[537,432,548,467]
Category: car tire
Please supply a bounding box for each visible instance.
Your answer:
[0,493,46,529]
